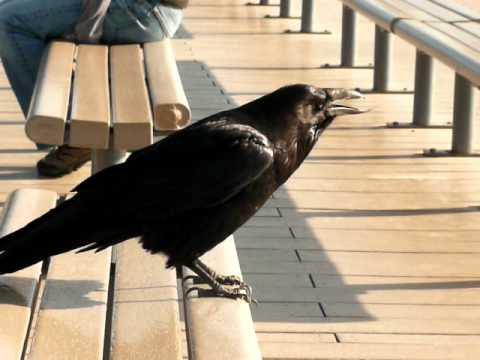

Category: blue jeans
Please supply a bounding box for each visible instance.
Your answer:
[0,0,182,116]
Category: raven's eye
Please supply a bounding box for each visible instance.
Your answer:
[313,102,325,113]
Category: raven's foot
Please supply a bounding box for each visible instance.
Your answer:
[186,259,257,304]
[215,274,243,286]
[211,282,257,304]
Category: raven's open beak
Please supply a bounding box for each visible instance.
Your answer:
[326,89,368,117]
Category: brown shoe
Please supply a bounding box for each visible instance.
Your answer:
[37,145,91,177]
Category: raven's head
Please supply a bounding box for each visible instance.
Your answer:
[244,84,366,136]
[249,84,366,144]
[238,84,366,170]
[291,85,366,131]
[245,84,367,176]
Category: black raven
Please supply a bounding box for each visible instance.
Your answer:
[0,84,364,302]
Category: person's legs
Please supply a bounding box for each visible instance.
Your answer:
[0,0,83,116]
[102,0,183,44]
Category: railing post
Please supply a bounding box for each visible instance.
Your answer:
[341,5,357,67]
[452,74,477,155]
[373,25,392,92]
[412,50,434,127]
[300,0,315,33]
[280,0,291,18]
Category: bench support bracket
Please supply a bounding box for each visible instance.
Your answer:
[373,25,392,92]
[91,149,128,174]
[452,74,477,155]
[300,0,315,33]
[341,5,357,67]
[413,50,434,127]
[280,0,291,18]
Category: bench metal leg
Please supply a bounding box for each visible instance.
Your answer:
[413,50,434,127]
[280,0,291,18]
[452,74,477,155]
[373,25,392,92]
[300,0,315,33]
[341,5,357,67]
[91,149,127,174]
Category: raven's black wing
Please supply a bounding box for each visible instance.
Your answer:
[0,119,274,274]
[74,118,274,218]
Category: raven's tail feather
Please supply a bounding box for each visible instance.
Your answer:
[0,197,136,275]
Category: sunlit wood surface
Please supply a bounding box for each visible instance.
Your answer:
[1,0,480,358]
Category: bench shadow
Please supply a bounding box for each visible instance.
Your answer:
[0,166,39,180]
[0,277,105,309]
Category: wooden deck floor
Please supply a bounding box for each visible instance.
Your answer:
[1,0,480,359]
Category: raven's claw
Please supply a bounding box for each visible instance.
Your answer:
[212,282,257,304]
[215,274,244,286]
[186,260,257,303]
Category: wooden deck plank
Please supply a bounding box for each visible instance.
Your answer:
[0,189,58,360]
[323,302,480,319]
[259,342,480,359]
[248,285,480,305]
[337,333,480,344]
[268,191,480,210]
[254,317,480,334]
[257,332,336,344]
[239,259,480,277]
[236,236,480,253]
[245,210,480,231]
[291,227,480,242]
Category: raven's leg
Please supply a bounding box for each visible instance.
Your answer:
[186,259,256,304]
[195,258,245,286]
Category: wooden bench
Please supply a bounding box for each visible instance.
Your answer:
[338,0,479,155]
[0,39,261,359]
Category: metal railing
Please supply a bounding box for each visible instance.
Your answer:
[252,0,479,155]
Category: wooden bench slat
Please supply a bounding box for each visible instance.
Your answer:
[144,39,191,131]
[25,42,76,145]
[341,0,419,31]
[28,233,111,359]
[0,189,58,360]
[343,0,480,86]
[182,236,261,360]
[70,45,110,149]
[402,0,467,22]
[110,241,182,360]
[457,21,480,39]
[394,20,480,86]
[110,45,153,151]
[379,0,437,20]
[399,0,480,40]
[426,21,480,52]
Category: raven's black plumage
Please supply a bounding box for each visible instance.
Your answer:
[0,84,363,297]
